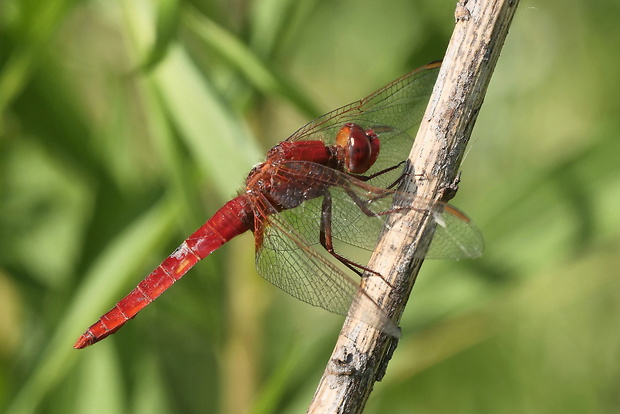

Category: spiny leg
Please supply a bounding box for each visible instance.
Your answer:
[355,161,406,183]
[319,191,393,287]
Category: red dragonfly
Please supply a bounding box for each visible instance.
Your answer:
[74,62,483,349]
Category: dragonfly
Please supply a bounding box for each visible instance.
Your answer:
[74,61,483,349]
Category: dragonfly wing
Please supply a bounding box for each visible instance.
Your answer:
[274,162,484,260]
[253,193,400,337]
[285,64,440,183]
[425,205,485,259]
[287,63,440,146]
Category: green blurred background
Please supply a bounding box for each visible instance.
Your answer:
[1,0,619,413]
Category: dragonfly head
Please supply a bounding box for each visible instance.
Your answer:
[335,123,380,174]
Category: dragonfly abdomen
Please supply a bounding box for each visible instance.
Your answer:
[74,196,254,349]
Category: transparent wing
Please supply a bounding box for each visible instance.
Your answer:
[251,161,483,335]
[287,63,440,144]
[285,63,441,184]
[426,205,485,259]
[272,161,484,260]
[253,193,400,337]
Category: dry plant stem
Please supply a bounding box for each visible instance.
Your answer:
[307,0,520,412]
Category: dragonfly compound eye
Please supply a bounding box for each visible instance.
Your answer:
[336,123,381,174]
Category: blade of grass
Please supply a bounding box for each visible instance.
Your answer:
[122,1,262,198]
[183,7,321,118]
[6,195,181,414]
[0,0,78,120]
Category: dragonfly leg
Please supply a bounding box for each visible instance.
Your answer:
[355,160,406,182]
[354,160,424,190]
[319,191,393,287]
[351,161,419,198]
[380,162,428,191]
[341,176,433,220]
[352,160,418,190]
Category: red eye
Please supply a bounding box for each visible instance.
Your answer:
[335,123,381,173]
